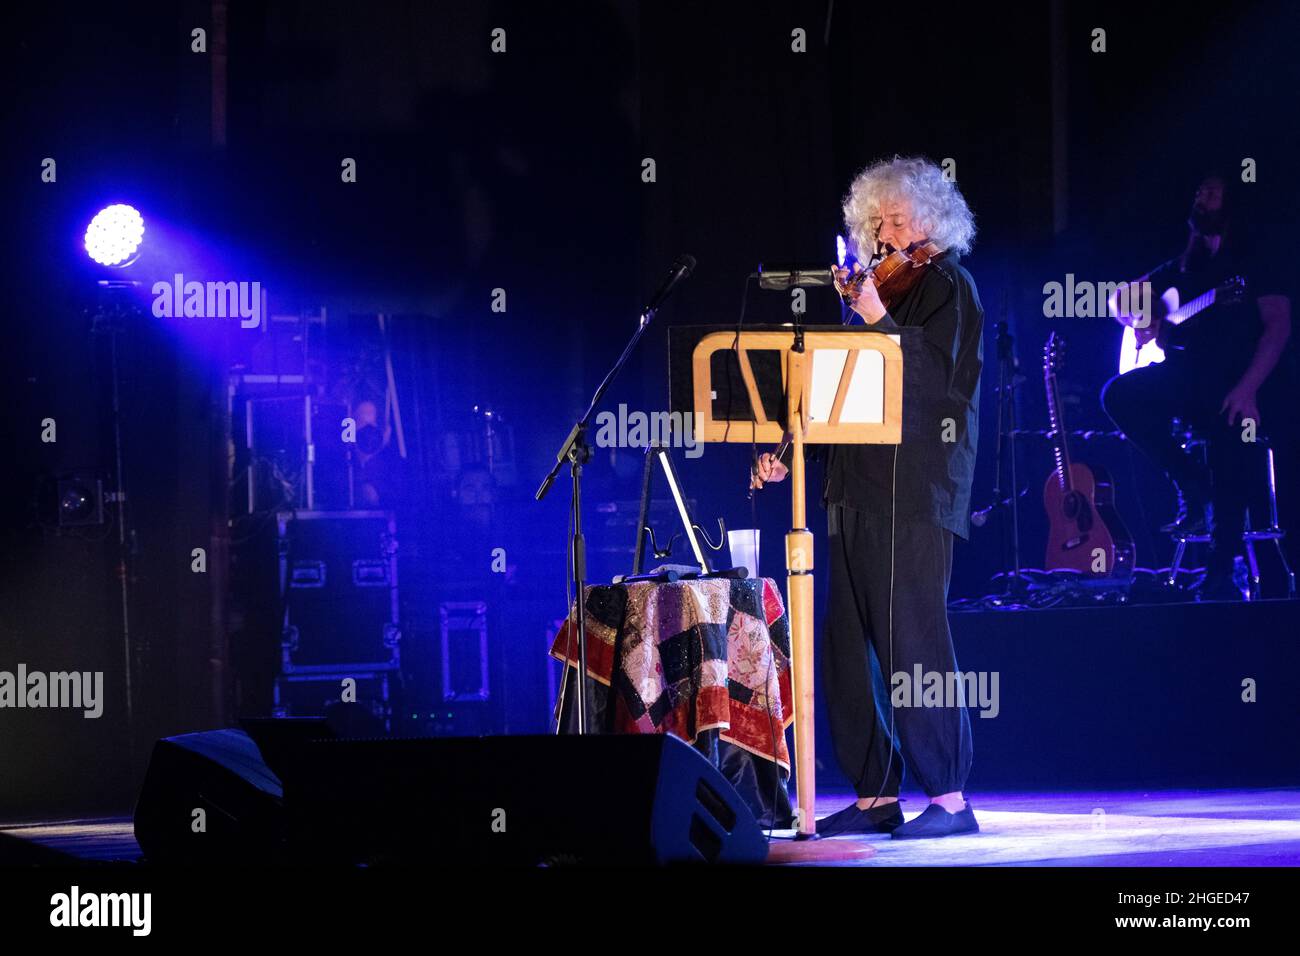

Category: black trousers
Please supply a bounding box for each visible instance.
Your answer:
[824,502,974,799]
[1101,353,1265,558]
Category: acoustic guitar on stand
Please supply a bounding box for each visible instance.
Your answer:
[1042,332,1135,577]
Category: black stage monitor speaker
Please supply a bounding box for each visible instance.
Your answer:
[277,733,769,865]
[136,728,768,865]
[133,728,291,864]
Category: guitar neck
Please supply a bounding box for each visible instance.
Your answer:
[1045,369,1072,491]
[1167,287,1216,326]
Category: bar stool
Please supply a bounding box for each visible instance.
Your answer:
[1166,426,1295,599]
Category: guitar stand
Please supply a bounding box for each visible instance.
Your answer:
[629,444,727,577]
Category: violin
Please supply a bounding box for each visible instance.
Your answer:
[748,239,945,491]
[835,239,944,319]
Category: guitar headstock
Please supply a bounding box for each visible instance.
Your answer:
[1043,331,1065,375]
[1218,274,1248,306]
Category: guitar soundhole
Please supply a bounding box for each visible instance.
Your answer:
[1063,491,1093,531]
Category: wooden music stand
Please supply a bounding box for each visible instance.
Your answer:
[689,326,904,837]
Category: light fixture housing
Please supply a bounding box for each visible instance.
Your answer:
[85,204,145,268]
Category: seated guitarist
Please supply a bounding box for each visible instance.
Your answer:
[1101,175,1292,599]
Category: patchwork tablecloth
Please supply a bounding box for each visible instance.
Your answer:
[549,576,794,771]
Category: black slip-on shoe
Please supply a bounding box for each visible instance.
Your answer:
[815,801,905,837]
[891,801,980,839]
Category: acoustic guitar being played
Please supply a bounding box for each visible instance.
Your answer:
[1115,273,1247,374]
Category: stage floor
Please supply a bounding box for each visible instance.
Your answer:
[795,789,1300,866]
[3,788,1298,866]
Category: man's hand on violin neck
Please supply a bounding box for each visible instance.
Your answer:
[833,264,888,324]
[831,263,858,295]
[750,452,788,490]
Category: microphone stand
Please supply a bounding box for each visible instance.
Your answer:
[91,281,141,780]
[536,307,661,735]
[988,318,1028,605]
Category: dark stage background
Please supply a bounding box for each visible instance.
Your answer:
[3,1,1298,815]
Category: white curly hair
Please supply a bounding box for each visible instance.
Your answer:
[842,155,976,259]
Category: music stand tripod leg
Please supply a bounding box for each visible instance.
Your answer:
[787,384,817,837]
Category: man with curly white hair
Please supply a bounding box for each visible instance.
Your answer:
[754,155,984,839]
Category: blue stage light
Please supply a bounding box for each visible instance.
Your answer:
[836,234,847,267]
[84,204,145,267]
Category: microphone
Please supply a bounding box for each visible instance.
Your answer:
[754,262,835,291]
[970,488,1029,527]
[643,254,697,318]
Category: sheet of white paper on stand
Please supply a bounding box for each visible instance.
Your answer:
[808,348,885,424]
